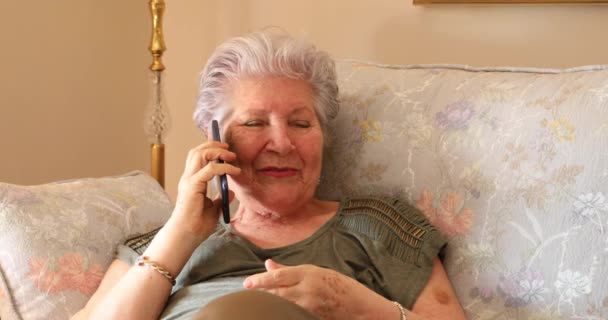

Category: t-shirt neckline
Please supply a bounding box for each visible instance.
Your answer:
[221,199,347,255]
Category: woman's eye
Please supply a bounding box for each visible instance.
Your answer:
[292,120,311,128]
[244,120,263,127]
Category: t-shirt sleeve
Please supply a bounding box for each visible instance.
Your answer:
[338,197,447,308]
[114,227,162,265]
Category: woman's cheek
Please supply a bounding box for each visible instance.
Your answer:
[301,137,324,160]
[230,136,263,172]
[231,139,258,162]
[229,127,263,145]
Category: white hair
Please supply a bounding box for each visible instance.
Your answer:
[193,29,339,139]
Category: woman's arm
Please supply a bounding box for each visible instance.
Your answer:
[356,257,466,320]
[70,259,129,320]
[406,257,466,320]
[72,220,203,319]
[72,141,241,319]
[244,257,465,320]
[87,222,202,319]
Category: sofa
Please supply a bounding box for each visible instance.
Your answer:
[1,61,607,320]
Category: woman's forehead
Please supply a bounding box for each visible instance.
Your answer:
[229,77,312,98]
[227,77,316,116]
[235,106,315,117]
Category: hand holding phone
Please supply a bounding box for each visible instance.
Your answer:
[211,120,231,224]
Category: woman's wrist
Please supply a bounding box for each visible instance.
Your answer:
[141,219,205,278]
[170,197,220,241]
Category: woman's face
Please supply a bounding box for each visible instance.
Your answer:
[223,77,324,212]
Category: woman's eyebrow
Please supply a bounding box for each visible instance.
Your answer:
[238,109,268,117]
[290,106,315,116]
[238,106,314,117]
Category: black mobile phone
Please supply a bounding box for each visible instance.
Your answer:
[211,120,231,224]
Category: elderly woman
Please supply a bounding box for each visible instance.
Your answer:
[74,30,465,320]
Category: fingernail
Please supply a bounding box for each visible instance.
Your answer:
[243,278,252,288]
[265,259,273,270]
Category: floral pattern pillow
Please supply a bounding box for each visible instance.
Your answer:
[319,62,608,319]
[0,171,172,320]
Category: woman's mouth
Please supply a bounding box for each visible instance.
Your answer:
[258,167,298,178]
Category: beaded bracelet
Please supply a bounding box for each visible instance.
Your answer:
[392,301,407,320]
[135,256,176,286]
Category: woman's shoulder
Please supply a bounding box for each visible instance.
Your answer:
[336,196,446,264]
[338,196,432,231]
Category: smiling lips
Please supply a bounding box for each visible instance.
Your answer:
[258,166,299,178]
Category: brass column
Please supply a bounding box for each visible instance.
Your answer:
[148,0,167,188]
[151,143,165,187]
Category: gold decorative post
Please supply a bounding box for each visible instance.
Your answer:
[149,0,166,72]
[150,143,165,187]
[145,0,170,188]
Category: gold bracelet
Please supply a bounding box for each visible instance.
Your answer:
[392,301,407,320]
[135,256,176,285]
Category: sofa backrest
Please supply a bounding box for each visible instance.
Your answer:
[320,61,608,319]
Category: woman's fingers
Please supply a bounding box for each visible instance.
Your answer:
[182,141,236,178]
[190,162,241,187]
[175,143,240,221]
[178,162,240,202]
[169,142,241,243]
[243,263,336,318]
[243,264,303,290]
[265,259,286,271]
[264,286,302,304]
[183,142,234,177]
[254,260,301,301]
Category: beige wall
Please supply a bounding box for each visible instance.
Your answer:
[163,0,608,200]
[0,0,150,185]
[245,2,608,67]
[3,0,607,199]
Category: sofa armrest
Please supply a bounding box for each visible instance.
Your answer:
[0,171,172,320]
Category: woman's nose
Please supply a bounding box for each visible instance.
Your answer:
[265,125,295,155]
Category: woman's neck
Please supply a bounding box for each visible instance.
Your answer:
[230,199,339,249]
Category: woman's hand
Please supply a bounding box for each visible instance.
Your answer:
[243,260,399,320]
[81,142,242,320]
[171,141,241,243]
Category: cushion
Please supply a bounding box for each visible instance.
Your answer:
[319,61,608,319]
[0,171,172,320]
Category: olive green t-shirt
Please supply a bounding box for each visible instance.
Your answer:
[116,197,446,319]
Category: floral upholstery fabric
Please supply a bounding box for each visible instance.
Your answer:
[318,61,608,320]
[0,171,172,320]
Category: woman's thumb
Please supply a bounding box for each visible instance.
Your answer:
[265,259,285,271]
